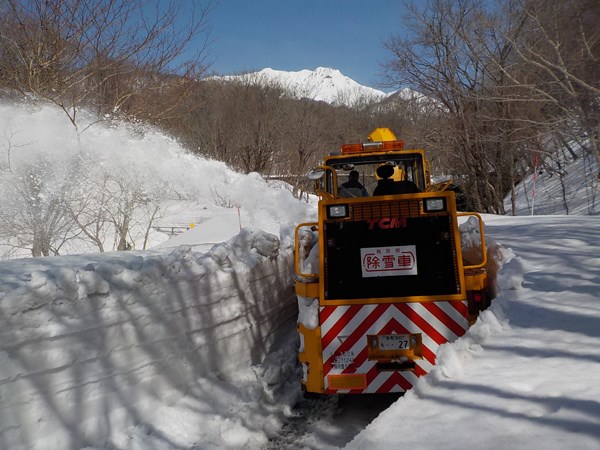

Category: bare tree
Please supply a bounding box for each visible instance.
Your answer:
[382,0,512,212]
[0,157,75,256]
[99,166,171,251]
[64,157,113,252]
[1,129,35,173]
[380,0,598,213]
[496,0,600,170]
[0,0,214,128]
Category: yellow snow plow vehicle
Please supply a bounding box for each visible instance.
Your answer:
[294,128,491,394]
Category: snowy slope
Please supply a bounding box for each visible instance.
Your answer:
[0,101,315,258]
[213,67,391,106]
[504,144,599,216]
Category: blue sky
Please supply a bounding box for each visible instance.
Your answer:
[205,0,409,91]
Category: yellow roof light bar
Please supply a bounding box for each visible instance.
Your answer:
[341,139,405,154]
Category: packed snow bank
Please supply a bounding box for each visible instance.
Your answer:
[0,228,298,450]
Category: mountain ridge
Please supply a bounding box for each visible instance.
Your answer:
[211,66,395,106]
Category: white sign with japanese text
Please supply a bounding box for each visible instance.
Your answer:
[360,245,417,277]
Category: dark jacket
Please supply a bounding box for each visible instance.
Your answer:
[341,179,368,196]
[373,180,420,196]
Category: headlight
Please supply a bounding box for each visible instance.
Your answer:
[424,198,446,212]
[327,204,349,219]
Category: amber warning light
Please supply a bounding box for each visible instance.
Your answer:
[341,140,405,154]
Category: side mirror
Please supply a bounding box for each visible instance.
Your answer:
[307,168,325,180]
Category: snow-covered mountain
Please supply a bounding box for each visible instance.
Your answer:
[212,67,393,106]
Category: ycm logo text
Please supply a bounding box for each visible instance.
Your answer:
[367,217,407,230]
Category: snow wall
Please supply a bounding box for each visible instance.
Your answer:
[0,228,297,450]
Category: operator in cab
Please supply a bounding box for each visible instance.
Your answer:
[340,170,368,197]
[373,164,420,196]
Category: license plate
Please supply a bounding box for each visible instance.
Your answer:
[377,334,411,350]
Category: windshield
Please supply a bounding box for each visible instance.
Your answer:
[325,153,426,196]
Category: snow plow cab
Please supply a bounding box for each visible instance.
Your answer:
[294,128,491,394]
